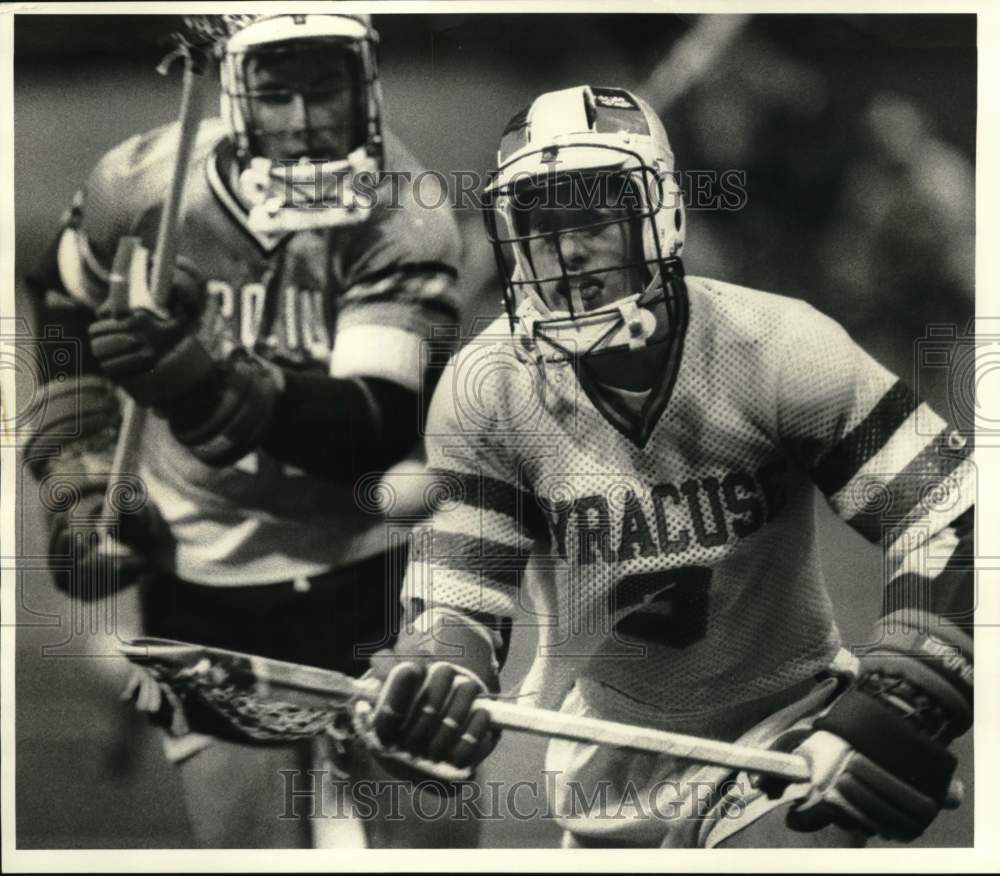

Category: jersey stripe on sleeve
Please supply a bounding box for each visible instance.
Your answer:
[402,466,545,639]
[810,379,918,498]
[837,425,972,544]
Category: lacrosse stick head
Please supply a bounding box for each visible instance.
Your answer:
[119,637,371,743]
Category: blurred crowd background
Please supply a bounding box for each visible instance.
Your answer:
[13,13,975,849]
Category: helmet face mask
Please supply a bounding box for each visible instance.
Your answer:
[209,13,384,234]
[489,166,671,359]
[238,39,363,163]
[484,87,686,369]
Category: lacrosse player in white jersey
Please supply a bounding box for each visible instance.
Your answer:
[358,85,975,848]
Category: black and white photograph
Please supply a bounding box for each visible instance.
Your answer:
[2,2,995,869]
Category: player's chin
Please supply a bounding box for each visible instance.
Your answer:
[308,134,351,161]
[260,136,336,163]
[256,145,303,163]
[593,273,638,309]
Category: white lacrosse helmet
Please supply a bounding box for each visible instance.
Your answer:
[211,13,384,233]
[484,85,686,361]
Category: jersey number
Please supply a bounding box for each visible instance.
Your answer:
[611,566,711,649]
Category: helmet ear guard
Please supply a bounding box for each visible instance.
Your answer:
[644,158,685,262]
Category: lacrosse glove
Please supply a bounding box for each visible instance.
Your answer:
[785,613,971,842]
[25,376,169,599]
[88,257,209,405]
[89,259,284,467]
[358,610,502,782]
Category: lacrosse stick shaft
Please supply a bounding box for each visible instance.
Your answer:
[476,700,963,808]
[478,698,810,782]
[101,47,208,521]
[149,46,208,306]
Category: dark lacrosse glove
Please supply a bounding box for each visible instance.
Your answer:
[89,256,284,467]
[365,652,498,777]
[46,471,169,600]
[26,376,169,599]
[88,259,213,408]
[357,610,502,781]
[785,614,971,842]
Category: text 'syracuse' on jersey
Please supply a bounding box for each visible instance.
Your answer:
[402,277,974,727]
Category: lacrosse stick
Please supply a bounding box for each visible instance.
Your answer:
[100,37,211,526]
[117,637,963,806]
[642,14,752,114]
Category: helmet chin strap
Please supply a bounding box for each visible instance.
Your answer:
[521,277,662,360]
[237,147,378,233]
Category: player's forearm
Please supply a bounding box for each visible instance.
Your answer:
[394,456,537,675]
[259,371,422,482]
[883,506,974,637]
[164,365,422,485]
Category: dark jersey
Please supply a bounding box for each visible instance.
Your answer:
[45,118,461,584]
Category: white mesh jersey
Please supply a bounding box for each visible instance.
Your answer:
[49,118,462,584]
[403,276,975,726]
